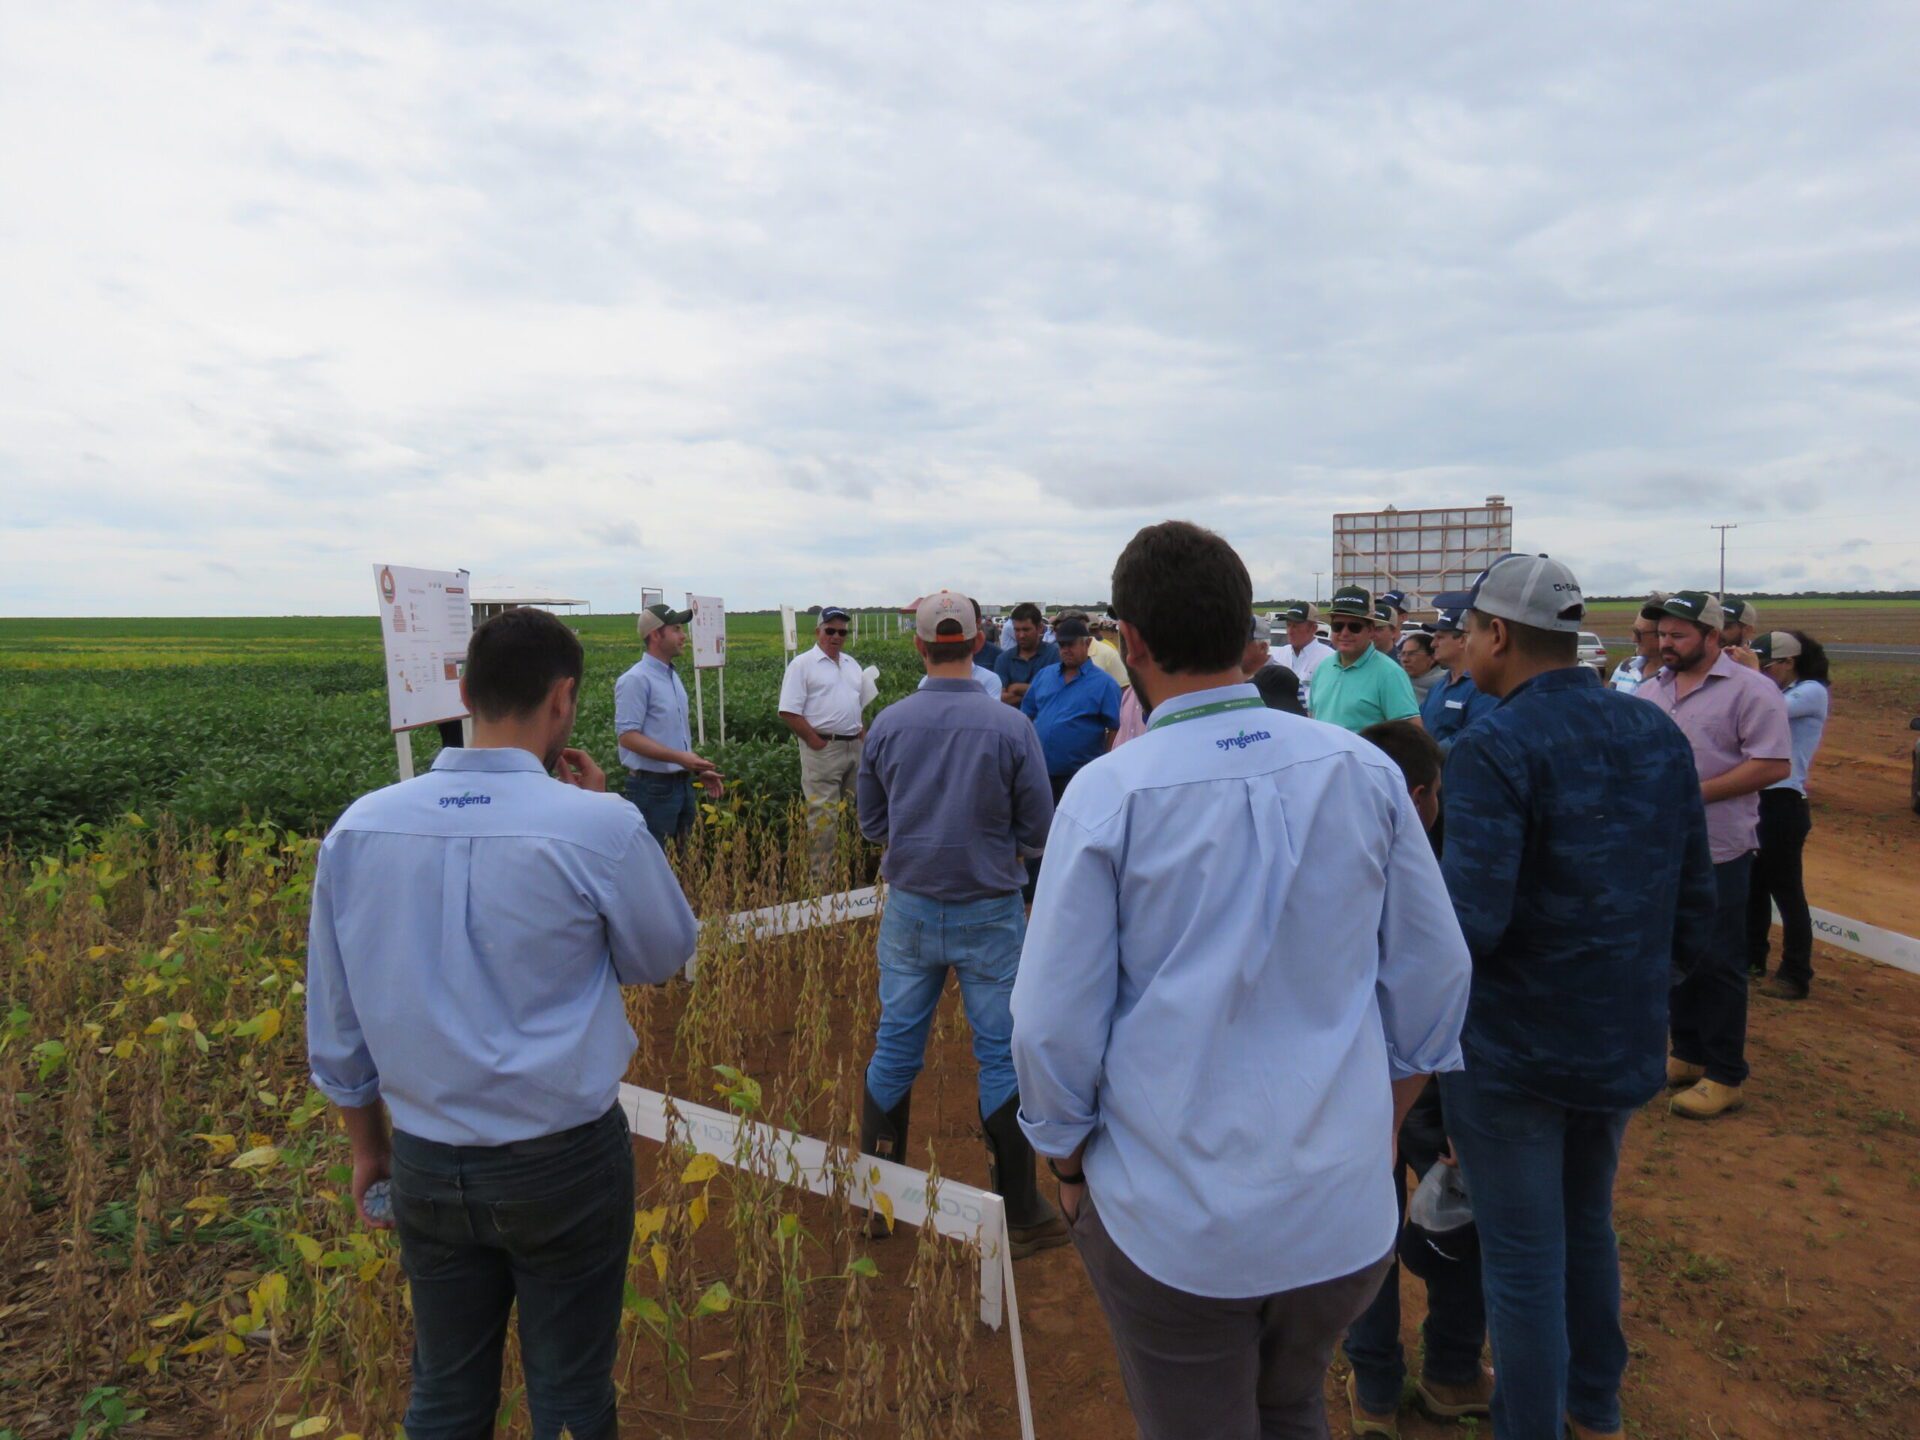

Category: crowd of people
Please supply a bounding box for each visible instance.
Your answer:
[304,524,1834,1440]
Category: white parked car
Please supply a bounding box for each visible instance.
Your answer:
[1577,631,1608,673]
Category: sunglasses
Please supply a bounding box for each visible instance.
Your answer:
[1328,619,1372,634]
[820,628,848,637]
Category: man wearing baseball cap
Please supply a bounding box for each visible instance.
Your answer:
[778,606,872,879]
[1419,606,1497,756]
[1020,615,1124,799]
[1432,554,1718,1440]
[1607,593,1666,698]
[1633,591,1791,1120]
[1721,597,1760,651]
[1273,601,1335,709]
[1378,590,1412,657]
[615,604,723,849]
[856,591,1065,1257]
[1309,586,1423,733]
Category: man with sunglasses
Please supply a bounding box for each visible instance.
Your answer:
[1607,595,1666,698]
[1309,586,1424,734]
[1273,601,1335,709]
[778,606,871,877]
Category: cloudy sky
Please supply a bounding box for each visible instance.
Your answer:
[4,2,1918,615]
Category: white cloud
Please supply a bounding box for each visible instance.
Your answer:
[2,1,1918,615]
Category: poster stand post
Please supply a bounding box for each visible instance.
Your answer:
[694,671,707,747]
[395,731,414,781]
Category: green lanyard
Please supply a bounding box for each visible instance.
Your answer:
[1146,695,1266,731]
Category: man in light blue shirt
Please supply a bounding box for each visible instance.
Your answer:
[615,603,723,849]
[308,607,698,1440]
[1012,522,1471,1440]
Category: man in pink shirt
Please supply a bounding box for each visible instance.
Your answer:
[1634,591,1791,1120]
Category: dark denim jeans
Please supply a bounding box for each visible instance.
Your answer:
[389,1105,635,1440]
[624,769,694,850]
[866,888,1023,1115]
[1747,790,1813,985]
[1669,853,1754,1086]
[1438,1067,1633,1440]
[1342,1161,1486,1412]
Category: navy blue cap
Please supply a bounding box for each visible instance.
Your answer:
[1378,590,1409,612]
[1431,606,1464,633]
[819,606,850,622]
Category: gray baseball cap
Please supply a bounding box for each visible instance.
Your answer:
[1432,553,1586,633]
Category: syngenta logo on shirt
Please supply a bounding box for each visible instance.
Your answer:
[1215,728,1273,752]
[439,792,493,809]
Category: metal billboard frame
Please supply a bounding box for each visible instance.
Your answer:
[1332,497,1513,611]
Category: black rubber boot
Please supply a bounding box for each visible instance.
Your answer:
[981,1094,1069,1259]
[858,1084,912,1238]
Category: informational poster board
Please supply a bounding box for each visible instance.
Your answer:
[687,594,726,669]
[374,564,471,732]
[780,604,797,656]
[687,594,726,746]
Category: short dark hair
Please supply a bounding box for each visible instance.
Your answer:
[924,637,975,665]
[1361,719,1442,793]
[1786,630,1831,686]
[463,608,584,721]
[1465,609,1578,663]
[1010,602,1044,626]
[1111,520,1250,674]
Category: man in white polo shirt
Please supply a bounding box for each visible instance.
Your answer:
[1273,601,1335,710]
[778,605,870,878]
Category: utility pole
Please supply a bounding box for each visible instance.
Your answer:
[1710,523,1738,594]
[1311,571,1324,604]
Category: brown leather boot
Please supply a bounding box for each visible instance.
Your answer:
[1670,1079,1743,1120]
[1665,1056,1705,1089]
[1345,1372,1398,1437]
[1416,1370,1492,1418]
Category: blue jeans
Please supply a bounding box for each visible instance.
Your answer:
[865,888,1023,1116]
[1438,1067,1633,1440]
[624,769,694,849]
[1669,853,1753,1086]
[389,1105,635,1440]
[1343,1161,1487,1412]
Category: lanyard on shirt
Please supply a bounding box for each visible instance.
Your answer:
[1147,696,1266,731]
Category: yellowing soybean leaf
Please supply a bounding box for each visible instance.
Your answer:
[358,1258,383,1282]
[650,1242,668,1282]
[231,1145,280,1170]
[679,1153,719,1184]
[288,1417,329,1437]
[87,945,110,959]
[247,1131,273,1148]
[848,1256,879,1279]
[877,1191,895,1233]
[184,1196,229,1213]
[253,1272,289,1312]
[150,1300,196,1328]
[691,1280,732,1318]
[632,1205,668,1243]
[223,1332,246,1355]
[180,1334,220,1355]
[290,1233,322,1263]
[687,1193,708,1232]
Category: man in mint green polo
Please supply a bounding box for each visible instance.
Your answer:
[1310,585,1425,733]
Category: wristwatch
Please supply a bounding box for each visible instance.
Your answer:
[1045,1157,1086,1185]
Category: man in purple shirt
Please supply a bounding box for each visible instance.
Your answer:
[855,590,1066,1257]
[1634,591,1791,1120]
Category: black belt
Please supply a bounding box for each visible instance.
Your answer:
[821,733,863,741]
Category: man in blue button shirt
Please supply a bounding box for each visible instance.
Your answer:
[1012,521,1470,1440]
[1431,555,1717,1440]
[615,603,723,849]
[993,601,1060,706]
[307,608,698,1440]
[1421,606,1499,756]
[1019,615,1122,797]
[857,590,1065,1257]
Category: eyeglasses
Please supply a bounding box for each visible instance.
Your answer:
[820,628,848,638]
[1328,619,1371,634]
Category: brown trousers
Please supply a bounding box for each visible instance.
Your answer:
[1071,1193,1392,1440]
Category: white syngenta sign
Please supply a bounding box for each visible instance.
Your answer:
[373,564,471,733]
[687,594,726,669]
